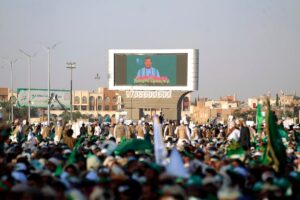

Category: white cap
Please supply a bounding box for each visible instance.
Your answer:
[48,157,61,166]
[253,152,262,157]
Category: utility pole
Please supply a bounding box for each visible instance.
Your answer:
[66,62,76,123]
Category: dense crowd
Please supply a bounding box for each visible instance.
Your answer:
[0,115,300,200]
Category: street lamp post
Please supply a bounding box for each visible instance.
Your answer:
[43,42,61,125]
[19,50,37,124]
[94,73,100,112]
[95,73,100,82]
[66,62,76,123]
[1,58,17,122]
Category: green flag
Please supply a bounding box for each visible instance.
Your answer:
[265,101,287,173]
[226,140,245,159]
[261,144,270,165]
[54,164,63,177]
[67,137,84,165]
[256,103,264,133]
[294,131,300,147]
[278,125,288,140]
[120,136,127,143]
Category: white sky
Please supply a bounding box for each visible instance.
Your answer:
[0,0,299,100]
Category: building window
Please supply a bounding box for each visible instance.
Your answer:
[97,96,102,103]
[74,96,80,104]
[97,105,102,110]
[74,105,79,110]
[104,105,110,110]
[112,105,117,111]
[112,96,117,103]
[89,96,95,104]
[82,96,87,104]
[81,106,87,110]
[105,97,110,103]
[89,96,95,111]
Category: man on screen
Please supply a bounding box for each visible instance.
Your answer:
[136,56,160,77]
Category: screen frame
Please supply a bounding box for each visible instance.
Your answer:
[108,49,198,91]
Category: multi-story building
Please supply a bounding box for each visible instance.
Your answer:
[280,95,296,106]
[70,87,122,116]
[0,88,9,102]
[191,96,238,124]
[247,96,277,109]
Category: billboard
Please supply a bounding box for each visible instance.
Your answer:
[17,88,70,109]
[108,49,198,91]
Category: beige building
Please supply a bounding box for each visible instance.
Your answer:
[73,88,121,115]
[55,88,191,121]
[191,96,238,124]
[247,96,277,109]
[280,95,296,106]
[0,88,9,102]
[51,87,122,118]
[118,90,191,121]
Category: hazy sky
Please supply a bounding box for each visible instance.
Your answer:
[0,0,299,100]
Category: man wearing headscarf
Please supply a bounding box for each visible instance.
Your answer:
[54,121,63,144]
[136,120,145,139]
[175,120,191,146]
[114,118,128,143]
[163,120,175,140]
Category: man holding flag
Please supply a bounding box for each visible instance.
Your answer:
[264,100,287,173]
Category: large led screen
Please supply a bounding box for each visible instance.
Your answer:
[114,54,187,86]
[109,49,198,91]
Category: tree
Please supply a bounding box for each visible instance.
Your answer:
[59,111,84,122]
[0,102,10,121]
[13,106,38,120]
[1,102,39,122]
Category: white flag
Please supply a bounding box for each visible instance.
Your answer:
[166,147,189,178]
[153,116,167,165]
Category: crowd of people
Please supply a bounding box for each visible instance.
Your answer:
[0,114,300,200]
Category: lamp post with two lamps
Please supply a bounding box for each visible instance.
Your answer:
[19,49,38,124]
[43,42,61,125]
[1,58,17,122]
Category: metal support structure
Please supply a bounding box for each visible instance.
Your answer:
[66,62,76,123]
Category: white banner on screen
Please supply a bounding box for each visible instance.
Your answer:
[126,90,172,98]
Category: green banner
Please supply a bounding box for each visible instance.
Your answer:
[17,88,70,109]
